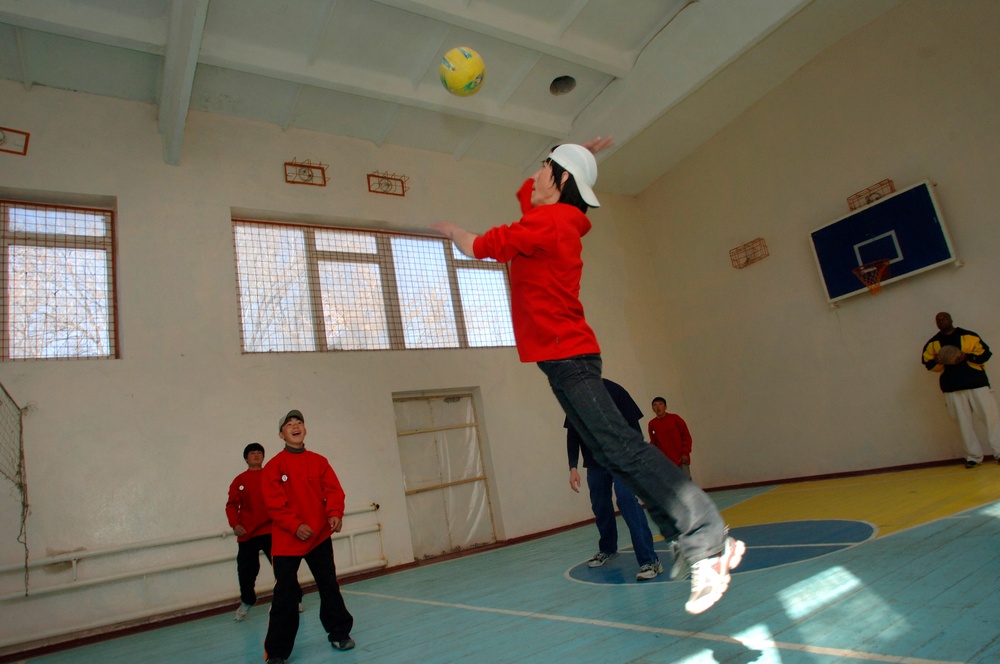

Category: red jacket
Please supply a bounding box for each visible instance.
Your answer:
[262,447,346,557]
[473,179,600,363]
[648,413,692,467]
[225,469,272,542]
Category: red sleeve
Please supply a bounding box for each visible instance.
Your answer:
[225,475,241,528]
[677,416,692,456]
[474,214,551,264]
[473,180,547,263]
[322,462,346,519]
[516,178,533,214]
[262,458,302,536]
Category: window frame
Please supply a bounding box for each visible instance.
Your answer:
[232,219,514,354]
[0,198,120,361]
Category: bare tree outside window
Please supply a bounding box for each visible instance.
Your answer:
[391,236,459,349]
[233,220,514,353]
[234,224,315,353]
[1,201,117,360]
[320,261,390,350]
[456,268,515,347]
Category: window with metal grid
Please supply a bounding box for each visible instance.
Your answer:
[233,220,515,353]
[0,200,118,360]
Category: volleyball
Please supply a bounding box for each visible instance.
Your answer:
[439,46,485,96]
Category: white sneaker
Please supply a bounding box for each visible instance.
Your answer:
[586,551,619,568]
[636,561,663,580]
[234,602,252,621]
[668,541,691,580]
[685,536,745,615]
[298,602,304,613]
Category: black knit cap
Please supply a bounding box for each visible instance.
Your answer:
[243,442,265,459]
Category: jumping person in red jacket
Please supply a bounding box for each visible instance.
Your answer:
[431,137,744,615]
[262,410,354,663]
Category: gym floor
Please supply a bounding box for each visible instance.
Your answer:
[15,463,1000,663]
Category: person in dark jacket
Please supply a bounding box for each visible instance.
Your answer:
[922,312,1000,467]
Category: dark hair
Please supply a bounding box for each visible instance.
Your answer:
[546,157,590,214]
[652,397,666,406]
[243,442,265,459]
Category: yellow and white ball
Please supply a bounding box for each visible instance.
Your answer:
[439,46,485,97]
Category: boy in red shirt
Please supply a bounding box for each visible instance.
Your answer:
[227,443,304,623]
[262,410,354,663]
[432,138,743,615]
[225,443,272,621]
[648,397,693,477]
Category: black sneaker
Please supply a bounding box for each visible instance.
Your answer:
[965,459,981,468]
[331,637,356,651]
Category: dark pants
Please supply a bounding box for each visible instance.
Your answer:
[538,354,725,562]
[264,538,354,659]
[236,534,272,606]
[587,463,658,566]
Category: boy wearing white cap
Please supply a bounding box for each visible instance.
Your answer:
[431,138,744,615]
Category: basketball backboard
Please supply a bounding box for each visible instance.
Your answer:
[809,180,956,303]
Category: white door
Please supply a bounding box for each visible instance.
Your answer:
[393,393,496,559]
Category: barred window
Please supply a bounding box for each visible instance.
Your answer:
[0,200,118,360]
[233,220,514,353]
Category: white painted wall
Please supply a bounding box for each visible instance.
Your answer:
[0,72,661,647]
[0,0,998,650]
[634,0,1000,487]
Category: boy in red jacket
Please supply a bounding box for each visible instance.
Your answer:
[227,443,303,623]
[262,410,355,663]
[431,138,744,615]
[226,442,272,621]
[648,397,693,477]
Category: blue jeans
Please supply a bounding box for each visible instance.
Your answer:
[539,354,726,562]
[586,463,658,566]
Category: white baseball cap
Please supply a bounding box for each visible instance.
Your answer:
[549,144,600,208]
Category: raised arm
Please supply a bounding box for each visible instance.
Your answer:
[579,136,615,154]
[430,222,478,258]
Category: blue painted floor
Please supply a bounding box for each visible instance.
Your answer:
[14,468,1000,663]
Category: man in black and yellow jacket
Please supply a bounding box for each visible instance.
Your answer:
[922,312,1000,468]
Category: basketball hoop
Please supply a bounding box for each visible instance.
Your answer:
[852,259,891,295]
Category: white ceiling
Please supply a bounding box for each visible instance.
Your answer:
[0,0,903,196]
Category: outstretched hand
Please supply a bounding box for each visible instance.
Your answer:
[430,221,478,258]
[429,222,458,238]
[580,136,615,154]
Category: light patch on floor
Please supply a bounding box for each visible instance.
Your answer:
[720,464,1000,536]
